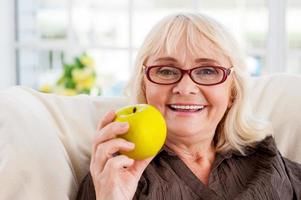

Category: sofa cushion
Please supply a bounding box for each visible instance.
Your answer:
[0,86,127,199]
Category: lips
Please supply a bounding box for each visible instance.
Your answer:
[167,104,207,112]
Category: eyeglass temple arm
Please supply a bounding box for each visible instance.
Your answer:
[228,66,234,75]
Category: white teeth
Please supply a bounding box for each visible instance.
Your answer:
[170,105,205,110]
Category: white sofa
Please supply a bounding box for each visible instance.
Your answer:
[0,74,301,200]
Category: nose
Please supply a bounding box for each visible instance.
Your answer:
[172,73,199,95]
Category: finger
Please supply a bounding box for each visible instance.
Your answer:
[92,138,134,171]
[92,138,135,173]
[132,156,154,176]
[104,155,134,172]
[92,121,129,157]
[97,110,116,131]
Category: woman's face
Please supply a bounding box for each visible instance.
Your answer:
[143,35,234,142]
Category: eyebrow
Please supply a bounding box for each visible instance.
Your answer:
[154,57,177,62]
[154,57,220,64]
[194,58,220,64]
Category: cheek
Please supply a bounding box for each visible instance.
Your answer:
[145,86,158,104]
[205,86,232,109]
[144,81,169,111]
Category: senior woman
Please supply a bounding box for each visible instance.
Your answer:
[77,13,301,200]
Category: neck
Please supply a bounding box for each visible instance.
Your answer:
[165,133,216,164]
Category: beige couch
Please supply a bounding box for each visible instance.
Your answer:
[0,74,301,200]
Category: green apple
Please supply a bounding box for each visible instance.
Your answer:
[114,104,167,160]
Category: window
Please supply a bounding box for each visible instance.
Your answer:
[287,0,301,73]
[15,0,301,96]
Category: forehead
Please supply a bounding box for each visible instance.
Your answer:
[146,31,230,66]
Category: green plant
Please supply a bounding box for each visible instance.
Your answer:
[40,53,101,96]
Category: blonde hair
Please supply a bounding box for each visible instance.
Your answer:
[124,12,272,154]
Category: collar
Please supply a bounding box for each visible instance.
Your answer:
[218,135,277,159]
[158,135,277,160]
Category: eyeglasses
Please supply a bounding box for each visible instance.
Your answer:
[143,65,233,86]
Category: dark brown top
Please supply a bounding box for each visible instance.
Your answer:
[76,136,301,200]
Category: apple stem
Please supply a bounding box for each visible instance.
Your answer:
[133,107,137,113]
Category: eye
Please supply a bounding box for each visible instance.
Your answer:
[156,67,179,76]
[195,67,219,75]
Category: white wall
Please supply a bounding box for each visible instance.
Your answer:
[0,0,16,89]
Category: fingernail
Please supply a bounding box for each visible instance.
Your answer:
[119,122,129,128]
[127,142,135,148]
[108,110,115,116]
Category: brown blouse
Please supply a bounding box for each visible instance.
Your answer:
[76,136,301,200]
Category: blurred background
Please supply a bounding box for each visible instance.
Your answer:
[0,0,300,96]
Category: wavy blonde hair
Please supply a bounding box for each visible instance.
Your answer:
[124,13,272,154]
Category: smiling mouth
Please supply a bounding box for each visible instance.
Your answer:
[167,104,206,112]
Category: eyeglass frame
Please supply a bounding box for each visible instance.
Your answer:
[143,65,234,86]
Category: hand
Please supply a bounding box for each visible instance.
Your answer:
[90,110,153,200]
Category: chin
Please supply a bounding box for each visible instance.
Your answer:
[167,126,203,138]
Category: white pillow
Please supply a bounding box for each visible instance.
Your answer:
[248,73,301,163]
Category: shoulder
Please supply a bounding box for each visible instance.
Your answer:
[223,136,279,161]
[246,135,278,157]
[227,136,296,187]
[220,136,279,164]
[218,136,287,185]
[233,136,301,198]
[231,136,283,168]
